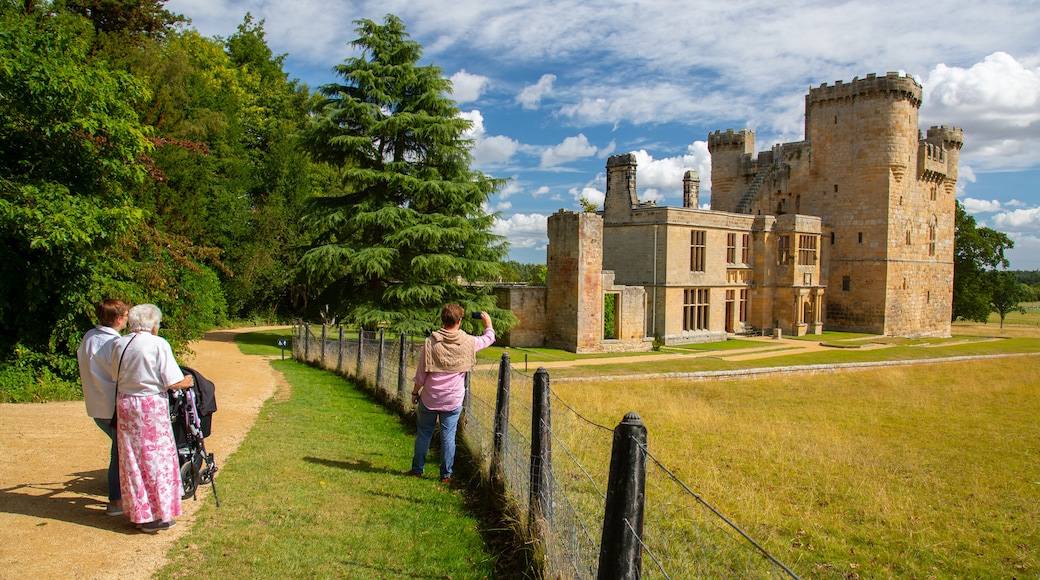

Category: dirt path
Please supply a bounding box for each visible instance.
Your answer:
[0,327,288,579]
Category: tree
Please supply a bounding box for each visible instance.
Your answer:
[300,15,513,334]
[0,6,151,375]
[953,201,1014,322]
[989,270,1027,328]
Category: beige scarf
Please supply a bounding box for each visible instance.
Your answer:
[424,328,476,373]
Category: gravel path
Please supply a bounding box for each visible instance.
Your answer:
[0,328,286,579]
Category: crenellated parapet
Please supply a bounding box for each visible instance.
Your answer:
[707,128,754,153]
[926,125,964,150]
[807,72,922,108]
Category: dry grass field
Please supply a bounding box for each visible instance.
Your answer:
[544,317,1040,579]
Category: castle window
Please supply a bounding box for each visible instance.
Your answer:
[777,235,792,265]
[928,223,936,256]
[798,235,817,266]
[690,230,706,272]
[905,229,912,245]
[831,232,835,245]
[741,234,750,264]
[739,289,748,322]
[683,288,710,331]
[726,233,737,264]
[834,184,839,193]
[842,276,851,292]
[858,232,863,244]
[931,186,937,201]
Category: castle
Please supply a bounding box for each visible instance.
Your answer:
[495,72,961,352]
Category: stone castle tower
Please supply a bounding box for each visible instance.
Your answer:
[709,72,960,336]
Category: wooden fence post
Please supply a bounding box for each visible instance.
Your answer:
[597,412,648,580]
[337,325,344,373]
[304,323,310,361]
[375,328,386,392]
[529,368,552,540]
[355,327,364,378]
[398,333,408,410]
[320,323,327,367]
[490,352,511,492]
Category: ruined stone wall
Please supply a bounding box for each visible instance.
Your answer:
[545,210,604,352]
[491,285,547,347]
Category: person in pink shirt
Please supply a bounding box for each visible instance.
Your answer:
[406,303,495,483]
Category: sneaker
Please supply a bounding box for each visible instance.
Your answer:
[105,501,124,517]
[402,470,422,478]
[139,520,176,533]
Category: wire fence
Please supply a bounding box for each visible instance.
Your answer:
[293,322,801,579]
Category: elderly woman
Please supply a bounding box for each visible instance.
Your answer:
[109,304,193,533]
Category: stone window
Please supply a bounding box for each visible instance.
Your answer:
[739,289,748,322]
[858,232,863,244]
[726,233,737,264]
[798,235,817,266]
[930,186,937,201]
[603,293,620,340]
[906,229,912,245]
[683,288,709,331]
[777,235,792,265]
[842,275,851,292]
[830,232,835,245]
[741,234,750,264]
[690,230,706,272]
[928,223,936,256]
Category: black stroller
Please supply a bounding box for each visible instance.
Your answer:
[169,366,220,506]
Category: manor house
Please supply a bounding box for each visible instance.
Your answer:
[495,72,961,352]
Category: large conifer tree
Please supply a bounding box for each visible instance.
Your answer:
[301,15,510,333]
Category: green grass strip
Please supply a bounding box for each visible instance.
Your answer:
[156,358,496,579]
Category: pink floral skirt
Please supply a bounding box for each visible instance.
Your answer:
[116,393,182,524]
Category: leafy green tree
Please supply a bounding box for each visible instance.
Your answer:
[953,201,1014,322]
[988,270,1028,328]
[301,15,513,334]
[0,5,150,375]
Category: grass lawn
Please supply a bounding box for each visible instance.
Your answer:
[156,358,497,579]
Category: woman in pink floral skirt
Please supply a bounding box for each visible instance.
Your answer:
[108,304,193,533]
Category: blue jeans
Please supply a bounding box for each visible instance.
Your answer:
[93,417,121,501]
[411,401,462,479]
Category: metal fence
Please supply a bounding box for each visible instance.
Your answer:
[293,322,801,579]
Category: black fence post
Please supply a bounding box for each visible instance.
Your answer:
[398,333,408,410]
[320,323,327,367]
[529,368,552,541]
[337,325,344,373]
[491,352,511,492]
[375,328,386,393]
[304,323,310,361]
[598,412,648,580]
[356,327,364,379]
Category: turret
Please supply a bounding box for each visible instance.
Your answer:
[708,129,754,213]
[682,170,700,208]
[603,153,638,224]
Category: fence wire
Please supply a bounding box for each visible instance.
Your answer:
[292,323,799,579]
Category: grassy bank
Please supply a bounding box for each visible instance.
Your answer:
[156,359,497,579]
[546,356,1040,578]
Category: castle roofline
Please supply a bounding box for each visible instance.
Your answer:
[807,72,922,107]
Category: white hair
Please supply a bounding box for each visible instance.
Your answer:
[127,303,162,333]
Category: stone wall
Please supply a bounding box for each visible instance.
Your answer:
[491,285,546,347]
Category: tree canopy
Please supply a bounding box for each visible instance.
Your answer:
[952,200,1016,322]
[300,14,513,334]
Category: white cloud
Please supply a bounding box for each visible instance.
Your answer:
[540,134,599,168]
[922,52,1040,171]
[460,110,520,166]
[573,185,605,208]
[448,70,490,103]
[628,143,712,205]
[991,207,1040,233]
[962,198,1004,213]
[517,74,556,110]
[532,186,551,197]
[492,213,549,249]
[1006,234,1040,269]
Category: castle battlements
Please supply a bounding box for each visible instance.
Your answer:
[927,125,965,149]
[707,128,754,153]
[807,71,922,107]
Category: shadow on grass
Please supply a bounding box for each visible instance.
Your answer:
[302,456,400,476]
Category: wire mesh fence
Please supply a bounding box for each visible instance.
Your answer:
[292,322,800,579]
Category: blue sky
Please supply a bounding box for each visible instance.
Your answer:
[167,0,1040,269]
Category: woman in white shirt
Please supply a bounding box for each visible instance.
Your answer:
[109,304,193,533]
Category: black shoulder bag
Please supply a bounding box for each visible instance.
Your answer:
[108,334,138,429]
